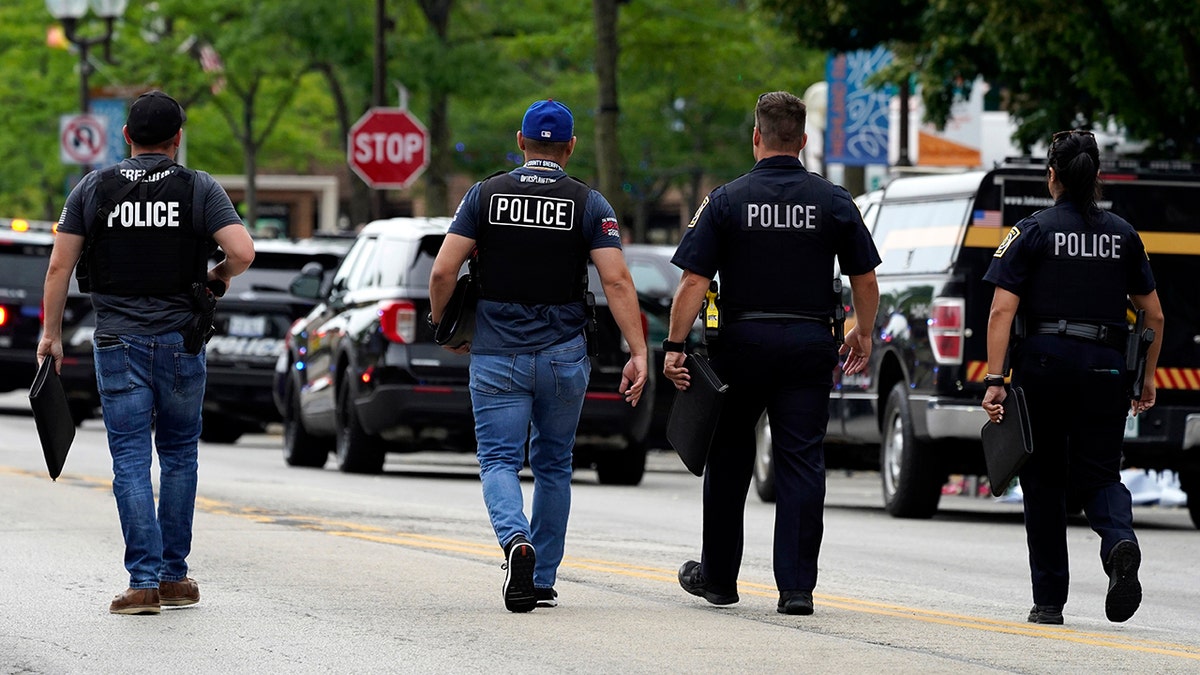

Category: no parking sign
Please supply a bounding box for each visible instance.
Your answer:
[60,114,108,165]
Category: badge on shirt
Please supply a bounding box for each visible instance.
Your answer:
[994,225,1021,258]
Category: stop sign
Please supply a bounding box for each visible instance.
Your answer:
[348,108,429,189]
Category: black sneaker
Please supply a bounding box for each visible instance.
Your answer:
[778,590,814,615]
[535,587,558,608]
[502,536,536,613]
[1105,539,1142,623]
[677,560,738,606]
[1027,604,1064,624]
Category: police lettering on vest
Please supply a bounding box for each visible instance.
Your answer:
[1052,232,1122,259]
[489,194,575,230]
[107,201,181,228]
[743,202,820,230]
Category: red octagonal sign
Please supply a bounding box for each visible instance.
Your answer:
[348,108,429,190]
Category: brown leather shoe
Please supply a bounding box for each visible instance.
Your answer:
[160,578,200,607]
[109,588,161,615]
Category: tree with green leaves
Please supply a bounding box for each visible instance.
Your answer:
[763,0,1200,157]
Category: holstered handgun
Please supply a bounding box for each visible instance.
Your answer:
[184,281,220,355]
[832,278,846,345]
[702,280,720,344]
[1125,309,1155,399]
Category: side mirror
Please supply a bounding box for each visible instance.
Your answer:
[289,262,325,299]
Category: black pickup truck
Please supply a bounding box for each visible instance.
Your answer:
[754,158,1200,528]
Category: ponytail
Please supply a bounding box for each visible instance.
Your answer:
[1048,130,1102,224]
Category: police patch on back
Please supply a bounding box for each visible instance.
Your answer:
[488,193,575,230]
[741,202,820,230]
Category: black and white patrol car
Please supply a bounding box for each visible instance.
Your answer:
[59,236,351,441]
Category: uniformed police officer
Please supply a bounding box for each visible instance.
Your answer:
[429,99,648,613]
[38,91,255,615]
[982,129,1164,625]
[664,91,880,616]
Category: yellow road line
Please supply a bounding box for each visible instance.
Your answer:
[8,465,1199,660]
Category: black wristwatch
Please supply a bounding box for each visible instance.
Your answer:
[661,338,686,353]
[426,311,439,331]
[983,375,1006,387]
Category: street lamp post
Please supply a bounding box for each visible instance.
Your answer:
[46,0,129,172]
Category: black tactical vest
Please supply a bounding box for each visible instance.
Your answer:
[719,165,838,316]
[85,163,206,296]
[1021,205,1131,325]
[474,171,590,304]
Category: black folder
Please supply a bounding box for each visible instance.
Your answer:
[980,385,1033,497]
[433,273,477,349]
[666,352,728,476]
[28,358,77,481]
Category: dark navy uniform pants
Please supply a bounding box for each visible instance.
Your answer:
[701,320,838,594]
[1012,335,1137,607]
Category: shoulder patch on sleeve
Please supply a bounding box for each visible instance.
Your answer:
[994,225,1021,258]
[688,195,710,229]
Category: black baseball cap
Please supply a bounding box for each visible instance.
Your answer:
[126,90,187,145]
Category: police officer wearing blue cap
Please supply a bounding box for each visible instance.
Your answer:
[982,130,1164,625]
[664,91,881,615]
[430,99,648,613]
[38,90,255,615]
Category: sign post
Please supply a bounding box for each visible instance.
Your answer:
[347,108,429,190]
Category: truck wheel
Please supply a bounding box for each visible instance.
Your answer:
[881,382,944,518]
[200,413,244,444]
[68,400,94,427]
[596,441,646,486]
[335,376,385,474]
[283,380,330,468]
[754,412,776,503]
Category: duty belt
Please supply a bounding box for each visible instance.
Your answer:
[725,310,830,324]
[1029,320,1127,351]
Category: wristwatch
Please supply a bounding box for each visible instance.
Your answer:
[983,375,1006,387]
[661,338,686,353]
[426,311,439,331]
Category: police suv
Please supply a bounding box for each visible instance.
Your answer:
[754,158,1200,528]
[277,218,655,484]
[0,221,56,394]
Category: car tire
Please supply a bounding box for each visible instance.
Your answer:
[595,441,647,486]
[283,379,330,468]
[200,413,244,444]
[754,412,777,503]
[335,376,385,474]
[880,382,943,519]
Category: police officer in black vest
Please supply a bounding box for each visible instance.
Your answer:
[39,91,254,615]
[982,130,1163,625]
[664,91,881,616]
[430,99,647,612]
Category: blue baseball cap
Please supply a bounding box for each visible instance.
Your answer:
[521,99,573,142]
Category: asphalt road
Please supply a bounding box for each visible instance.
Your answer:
[2,392,1199,674]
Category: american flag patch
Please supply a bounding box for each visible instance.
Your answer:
[972,210,1002,227]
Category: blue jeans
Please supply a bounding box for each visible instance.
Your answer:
[470,334,590,589]
[95,332,205,589]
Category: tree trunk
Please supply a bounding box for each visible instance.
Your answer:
[420,0,454,216]
[243,98,258,234]
[593,0,630,237]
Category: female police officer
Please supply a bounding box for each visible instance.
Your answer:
[981,130,1164,625]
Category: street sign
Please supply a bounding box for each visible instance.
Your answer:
[60,114,108,165]
[347,108,429,190]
